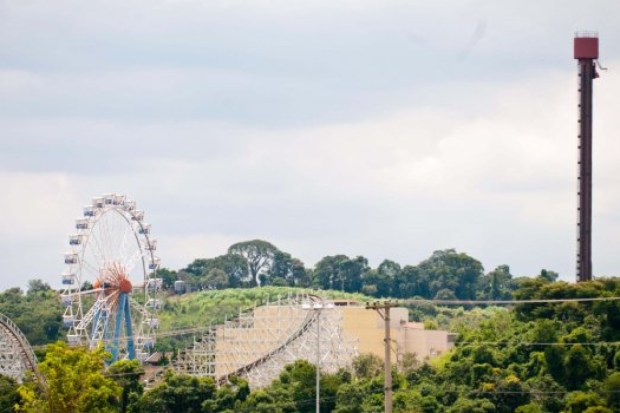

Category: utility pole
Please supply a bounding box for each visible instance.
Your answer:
[383,306,392,413]
[316,309,320,413]
[303,298,334,413]
[366,301,400,413]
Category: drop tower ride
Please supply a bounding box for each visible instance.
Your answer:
[574,32,599,282]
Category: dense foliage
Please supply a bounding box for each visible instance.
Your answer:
[171,240,523,301]
[145,278,620,412]
[3,277,620,412]
[0,280,63,346]
[17,342,121,413]
[3,240,620,411]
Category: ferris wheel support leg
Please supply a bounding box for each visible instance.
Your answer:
[124,296,136,360]
[111,294,128,362]
[91,308,101,339]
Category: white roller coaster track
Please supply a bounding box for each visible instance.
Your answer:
[218,294,322,383]
[0,312,38,381]
[176,294,358,388]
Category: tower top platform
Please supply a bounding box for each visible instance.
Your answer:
[574,32,599,59]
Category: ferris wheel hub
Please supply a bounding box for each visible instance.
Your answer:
[118,277,132,293]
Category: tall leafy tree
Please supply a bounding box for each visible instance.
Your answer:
[267,251,309,287]
[393,265,424,298]
[313,255,368,293]
[417,249,484,300]
[377,259,400,296]
[228,240,279,287]
[477,265,515,300]
[17,342,120,413]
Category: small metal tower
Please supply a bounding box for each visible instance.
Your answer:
[574,32,599,282]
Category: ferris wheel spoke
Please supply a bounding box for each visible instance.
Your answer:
[88,225,108,269]
[119,224,140,273]
[99,213,113,263]
[118,220,134,263]
[125,247,146,277]
[81,259,101,280]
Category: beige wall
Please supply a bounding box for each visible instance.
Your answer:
[341,307,405,357]
[340,306,455,362]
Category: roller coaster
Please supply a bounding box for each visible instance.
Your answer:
[0,312,38,381]
[175,293,358,388]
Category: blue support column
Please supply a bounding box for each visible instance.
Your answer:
[110,293,127,361]
[124,296,136,360]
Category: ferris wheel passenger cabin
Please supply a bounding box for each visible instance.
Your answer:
[62,272,76,285]
[64,253,78,265]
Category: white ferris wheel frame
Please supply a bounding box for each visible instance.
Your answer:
[61,193,161,361]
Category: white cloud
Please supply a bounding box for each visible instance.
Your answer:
[0,172,79,237]
[2,1,620,290]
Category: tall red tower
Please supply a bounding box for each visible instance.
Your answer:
[574,32,599,282]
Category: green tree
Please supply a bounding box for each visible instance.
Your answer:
[334,383,365,413]
[373,259,401,297]
[477,265,515,300]
[131,371,216,413]
[564,391,604,413]
[180,254,249,289]
[0,374,20,413]
[417,249,484,300]
[447,397,495,413]
[393,265,424,298]
[17,342,120,413]
[602,372,620,410]
[107,359,144,413]
[238,389,287,413]
[279,360,316,413]
[228,240,279,287]
[313,255,368,293]
[26,279,51,295]
[490,375,531,413]
[539,269,559,282]
[563,345,597,390]
[202,376,249,412]
[204,268,229,290]
[155,268,178,290]
[266,251,308,287]
[515,403,544,413]
[182,259,210,277]
[0,284,63,346]
[352,353,383,379]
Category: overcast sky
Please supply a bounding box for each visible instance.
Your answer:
[1,0,620,290]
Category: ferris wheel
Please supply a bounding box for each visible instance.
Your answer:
[60,193,162,362]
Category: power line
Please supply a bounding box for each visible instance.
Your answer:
[456,341,620,347]
[372,296,620,306]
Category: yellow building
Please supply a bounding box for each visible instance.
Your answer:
[337,300,457,363]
